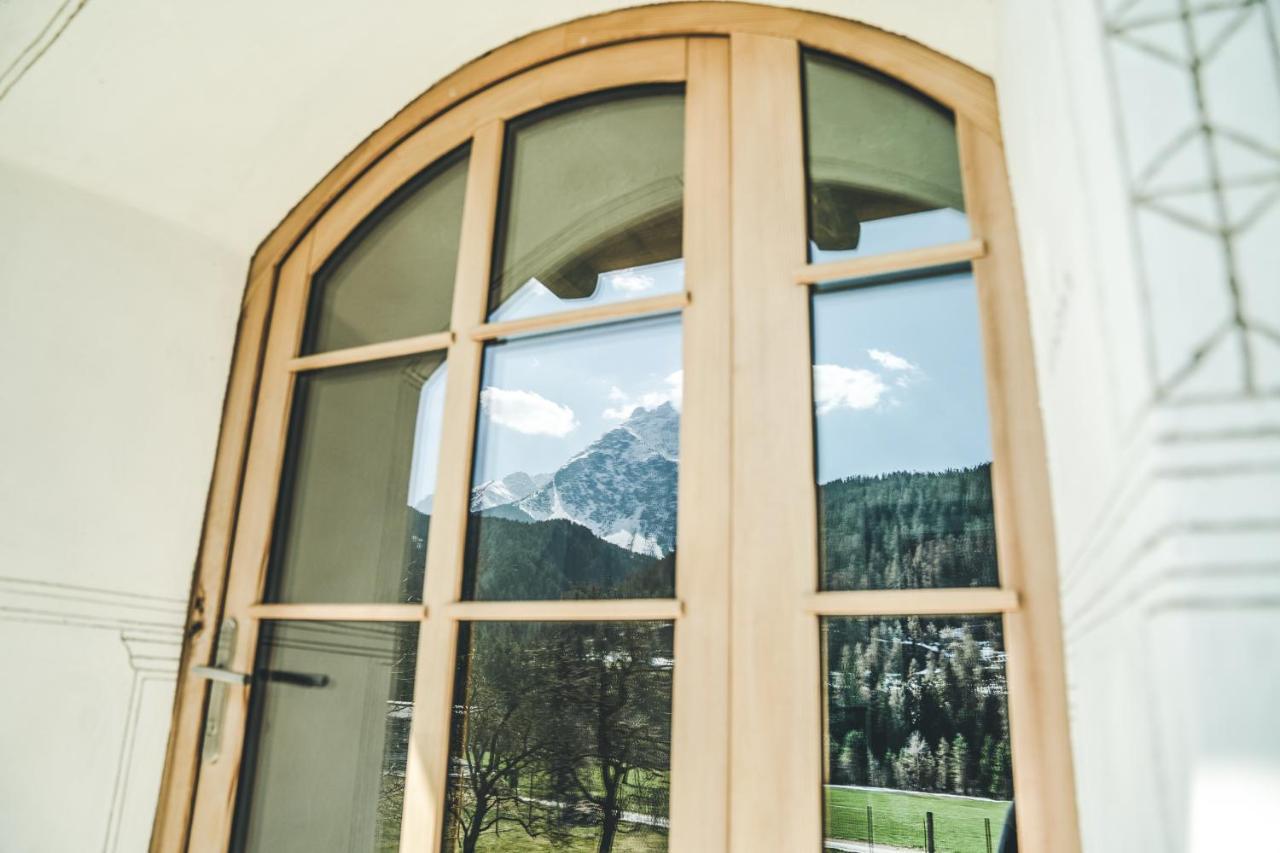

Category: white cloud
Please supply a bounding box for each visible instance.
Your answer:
[608,269,656,294]
[603,370,684,420]
[480,387,578,437]
[813,364,888,415]
[867,348,916,372]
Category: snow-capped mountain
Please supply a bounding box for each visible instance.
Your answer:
[474,403,679,557]
[470,471,552,512]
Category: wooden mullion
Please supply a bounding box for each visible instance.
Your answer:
[397,120,504,853]
[442,599,683,622]
[667,36,733,853]
[726,34,821,853]
[469,291,689,341]
[245,603,426,621]
[794,237,986,285]
[287,331,453,373]
[807,587,1019,617]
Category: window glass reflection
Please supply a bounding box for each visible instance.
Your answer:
[443,621,673,852]
[804,51,968,262]
[235,621,419,853]
[823,616,1013,852]
[812,272,998,590]
[488,88,685,322]
[270,355,448,603]
[465,315,681,601]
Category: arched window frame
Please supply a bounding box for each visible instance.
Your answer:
[153,6,1081,852]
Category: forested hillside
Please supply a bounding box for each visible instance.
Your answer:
[819,463,999,589]
[825,615,1012,800]
[464,514,675,600]
[821,465,1011,801]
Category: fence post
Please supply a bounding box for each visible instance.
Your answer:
[985,816,993,853]
[866,805,874,852]
[925,811,935,853]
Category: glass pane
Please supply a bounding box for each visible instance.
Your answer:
[822,616,1013,853]
[235,621,419,853]
[304,148,469,353]
[443,620,673,852]
[811,271,998,590]
[488,88,685,322]
[270,353,448,603]
[804,52,967,263]
[465,315,681,600]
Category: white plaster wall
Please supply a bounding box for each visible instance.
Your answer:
[997,1,1280,850]
[0,159,240,850]
[0,2,996,850]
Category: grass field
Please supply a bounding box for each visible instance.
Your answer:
[825,786,1010,853]
[469,823,667,852]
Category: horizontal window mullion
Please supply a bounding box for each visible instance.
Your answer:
[794,237,986,286]
[806,586,1018,617]
[286,330,454,372]
[469,291,689,341]
[245,603,427,621]
[442,598,683,622]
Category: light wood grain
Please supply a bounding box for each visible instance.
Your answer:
[958,115,1082,853]
[287,331,453,372]
[795,238,986,285]
[727,33,822,853]
[471,292,690,341]
[667,37,733,853]
[397,120,505,853]
[245,603,426,621]
[442,599,684,622]
[807,588,1019,616]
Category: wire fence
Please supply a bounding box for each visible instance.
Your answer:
[824,789,1009,853]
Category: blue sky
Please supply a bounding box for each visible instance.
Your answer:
[810,206,969,263]
[471,312,683,485]
[812,269,993,484]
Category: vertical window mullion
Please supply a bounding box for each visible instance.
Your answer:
[398,120,505,853]
[668,36,733,852]
[726,33,822,853]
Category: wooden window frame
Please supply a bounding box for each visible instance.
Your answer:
[152,6,1080,853]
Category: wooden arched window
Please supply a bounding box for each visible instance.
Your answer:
[155,6,1080,853]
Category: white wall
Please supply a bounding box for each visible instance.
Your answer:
[997,1,1280,850]
[0,160,241,851]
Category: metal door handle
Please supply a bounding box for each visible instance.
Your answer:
[191,665,251,685]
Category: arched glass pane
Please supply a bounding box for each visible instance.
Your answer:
[804,52,968,262]
[488,88,685,322]
[304,147,469,354]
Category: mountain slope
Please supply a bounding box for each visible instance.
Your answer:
[478,403,680,557]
